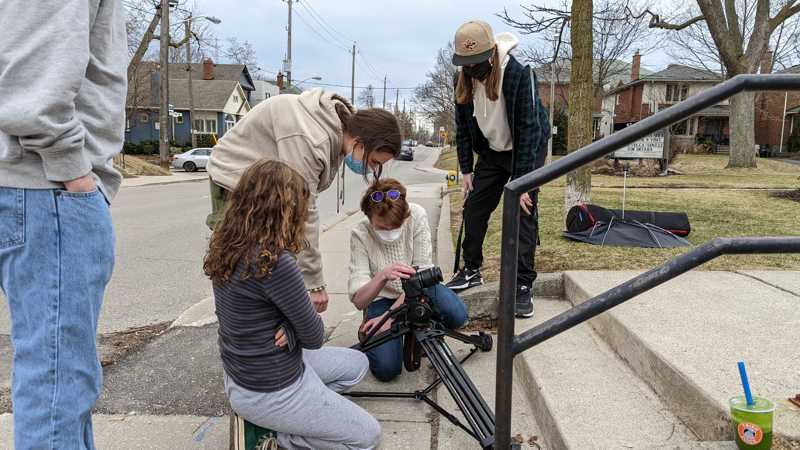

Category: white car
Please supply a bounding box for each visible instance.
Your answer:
[172,148,212,172]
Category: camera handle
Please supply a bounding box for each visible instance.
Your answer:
[356,304,410,350]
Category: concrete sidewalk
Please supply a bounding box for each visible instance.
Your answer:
[121,171,208,188]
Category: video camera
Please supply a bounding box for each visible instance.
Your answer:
[400,266,443,326]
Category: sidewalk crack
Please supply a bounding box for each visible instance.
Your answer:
[733,271,800,298]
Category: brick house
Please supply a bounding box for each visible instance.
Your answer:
[533,53,652,140]
[600,60,727,154]
[755,60,800,151]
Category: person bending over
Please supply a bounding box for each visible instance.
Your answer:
[349,179,468,382]
[205,159,380,450]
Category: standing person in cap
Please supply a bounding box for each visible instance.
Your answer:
[206,89,402,314]
[445,20,550,318]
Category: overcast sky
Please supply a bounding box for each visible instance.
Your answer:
[194,0,671,111]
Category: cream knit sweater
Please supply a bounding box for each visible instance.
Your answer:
[348,203,433,300]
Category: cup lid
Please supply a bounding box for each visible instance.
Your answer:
[729,395,775,413]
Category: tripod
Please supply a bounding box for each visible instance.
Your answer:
[343,294,498,449]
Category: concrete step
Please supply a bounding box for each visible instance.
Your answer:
[515,298,735,449]
[564,270,800,447]
[436,328,544,449]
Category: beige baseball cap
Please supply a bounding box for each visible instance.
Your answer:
[452,20,496,66]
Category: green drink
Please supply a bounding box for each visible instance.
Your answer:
[729,396,775,450]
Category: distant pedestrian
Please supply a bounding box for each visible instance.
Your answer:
[0,0,127,448]
[205,160,380,449]
[446,20,550,318]
[207,89,402,314]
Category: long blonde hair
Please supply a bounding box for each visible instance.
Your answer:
[455,46,502,105]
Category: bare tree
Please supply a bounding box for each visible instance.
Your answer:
[641,0,800,167]
[500,0,655,95]
[358,84,376,108]
[413,43,457,142]
[223,38,258,66]
[565,0,594,212]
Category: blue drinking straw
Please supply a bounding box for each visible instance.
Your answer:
[738,360,754,406]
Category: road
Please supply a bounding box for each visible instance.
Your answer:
[0,146,445,335]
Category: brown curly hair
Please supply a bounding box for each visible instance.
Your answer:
[204,159,310,283]
[360,178,411,229]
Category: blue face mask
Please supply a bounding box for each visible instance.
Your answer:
[344,151,365,175]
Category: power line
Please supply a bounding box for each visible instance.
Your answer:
[293,8,350,53]
[299,0,353,45]
[304,80,417,90]
[296,1,350,50]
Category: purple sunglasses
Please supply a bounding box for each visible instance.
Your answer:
[370,189,402,203]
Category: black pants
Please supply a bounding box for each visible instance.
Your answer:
[461,150,538,287]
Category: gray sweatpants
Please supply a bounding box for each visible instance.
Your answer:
[225,347,380,450]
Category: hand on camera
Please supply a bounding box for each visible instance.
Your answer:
[380,262,416,282]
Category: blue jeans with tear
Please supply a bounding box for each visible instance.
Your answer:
[0,188,115,450]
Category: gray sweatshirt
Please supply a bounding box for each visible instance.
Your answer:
[0,0,128,200]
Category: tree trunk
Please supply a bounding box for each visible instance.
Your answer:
[565,0,594,214]
[728,91,757,168]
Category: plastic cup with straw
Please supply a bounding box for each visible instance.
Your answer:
[729,360,775,449]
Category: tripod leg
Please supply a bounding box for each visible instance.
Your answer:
[418,332,496,448]
[445,329,493,352]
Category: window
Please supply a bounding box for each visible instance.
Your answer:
[175,114,184,124]
[140,113,149,123]
[671,118,696,136]
[224,114,235,133]
[194,119,204,133]
[666,84,689,102]
[205,119,217,134]
[233,95,239,103]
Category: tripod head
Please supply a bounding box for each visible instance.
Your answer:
[400,266,443,327]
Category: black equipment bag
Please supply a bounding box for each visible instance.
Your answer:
[566,203,691,236]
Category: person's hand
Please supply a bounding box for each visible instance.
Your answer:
[462,173,474,194]
[360,313,393,336]
[309,289,329,313]
[275,327,288,348]
[520,192,534,216]
[64,174,97,193]
[380,262,416,282]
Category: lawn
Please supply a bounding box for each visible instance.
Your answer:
[439,152,800,280]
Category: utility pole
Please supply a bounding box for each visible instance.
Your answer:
[185,18,197,148]
[158,0,171,167]
[395,89,399,114]
[286,0,293,87]
[383,75,387,109]
[547,47,556,164]
[351,42,356,104]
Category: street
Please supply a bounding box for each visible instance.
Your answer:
[0,145,443,336]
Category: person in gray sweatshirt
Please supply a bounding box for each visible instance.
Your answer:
[0,0,127,448]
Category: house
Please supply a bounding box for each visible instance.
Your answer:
[125,58,252,146]
[251,80,281,107]
[169,60,256,103]
[533,52,653,140]
[755,60,800,151]
[600,59,726,153]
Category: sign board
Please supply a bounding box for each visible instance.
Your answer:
[613,129,666,159]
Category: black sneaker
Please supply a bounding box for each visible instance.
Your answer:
[515,285,534,318]
[446,267,484,291]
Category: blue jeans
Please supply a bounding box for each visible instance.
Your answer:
[365,284,468,382]
[0,188,115,450]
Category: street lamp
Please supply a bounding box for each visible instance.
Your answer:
[182,15,221,148]
[294,76,322,89]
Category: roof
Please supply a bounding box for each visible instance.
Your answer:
[533,58,653,86]
[135,61,255,90]
[606,64,722,95]
[251,80,281,106]
[697,104,729,117]
[168,79,241,110]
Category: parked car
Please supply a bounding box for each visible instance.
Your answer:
[425,141,434,147]
[396,141,414,161]
[171,147,212,172]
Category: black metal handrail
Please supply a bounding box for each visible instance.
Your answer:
[493,74,800,449]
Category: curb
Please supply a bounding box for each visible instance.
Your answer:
[122,177,208,189]
[170,296,217,329]
[459,274,565,321]
[436,191,454,272]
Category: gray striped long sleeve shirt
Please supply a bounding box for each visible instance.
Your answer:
[214,251,324,392]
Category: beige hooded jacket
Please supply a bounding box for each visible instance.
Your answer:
[207,88,354,290]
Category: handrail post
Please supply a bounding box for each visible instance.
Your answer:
[494,188,521,449]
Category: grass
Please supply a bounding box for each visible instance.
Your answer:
[440,153,800,280]
[114,155,172,177]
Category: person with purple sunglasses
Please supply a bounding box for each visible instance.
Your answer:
[348,179,468,382]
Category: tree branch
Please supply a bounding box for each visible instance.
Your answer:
[769,0,800,30]
[632,8,706,30]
